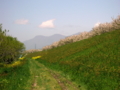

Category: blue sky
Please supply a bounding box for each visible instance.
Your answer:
[0,0,120,42]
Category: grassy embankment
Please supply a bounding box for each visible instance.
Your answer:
[27,29,120,90]
[0,56,81,90]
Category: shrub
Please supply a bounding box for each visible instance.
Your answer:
[0,24,25,64]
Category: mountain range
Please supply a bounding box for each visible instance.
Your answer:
[23,32,81,50]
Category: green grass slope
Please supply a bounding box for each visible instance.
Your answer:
[28,29,120,90]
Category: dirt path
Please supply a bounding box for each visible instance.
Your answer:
[49,70,80,90]
[29,60,82,90]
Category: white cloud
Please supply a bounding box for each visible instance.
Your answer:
[94,22,101,27]
[15,19,29,25]
[39,19,55,28]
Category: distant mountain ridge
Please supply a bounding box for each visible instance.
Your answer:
[23,34,66,50]
[23,32,81,50]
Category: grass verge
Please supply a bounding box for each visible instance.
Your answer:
[0,59,31,90]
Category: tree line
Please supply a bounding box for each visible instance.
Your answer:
[42,15,120,51]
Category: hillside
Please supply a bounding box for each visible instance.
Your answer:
[27,29,120,90]
[23,34,66,50]
[23,32,81,50]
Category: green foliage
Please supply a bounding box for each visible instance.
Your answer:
[28,29,120,90]
[0,24,25,64]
